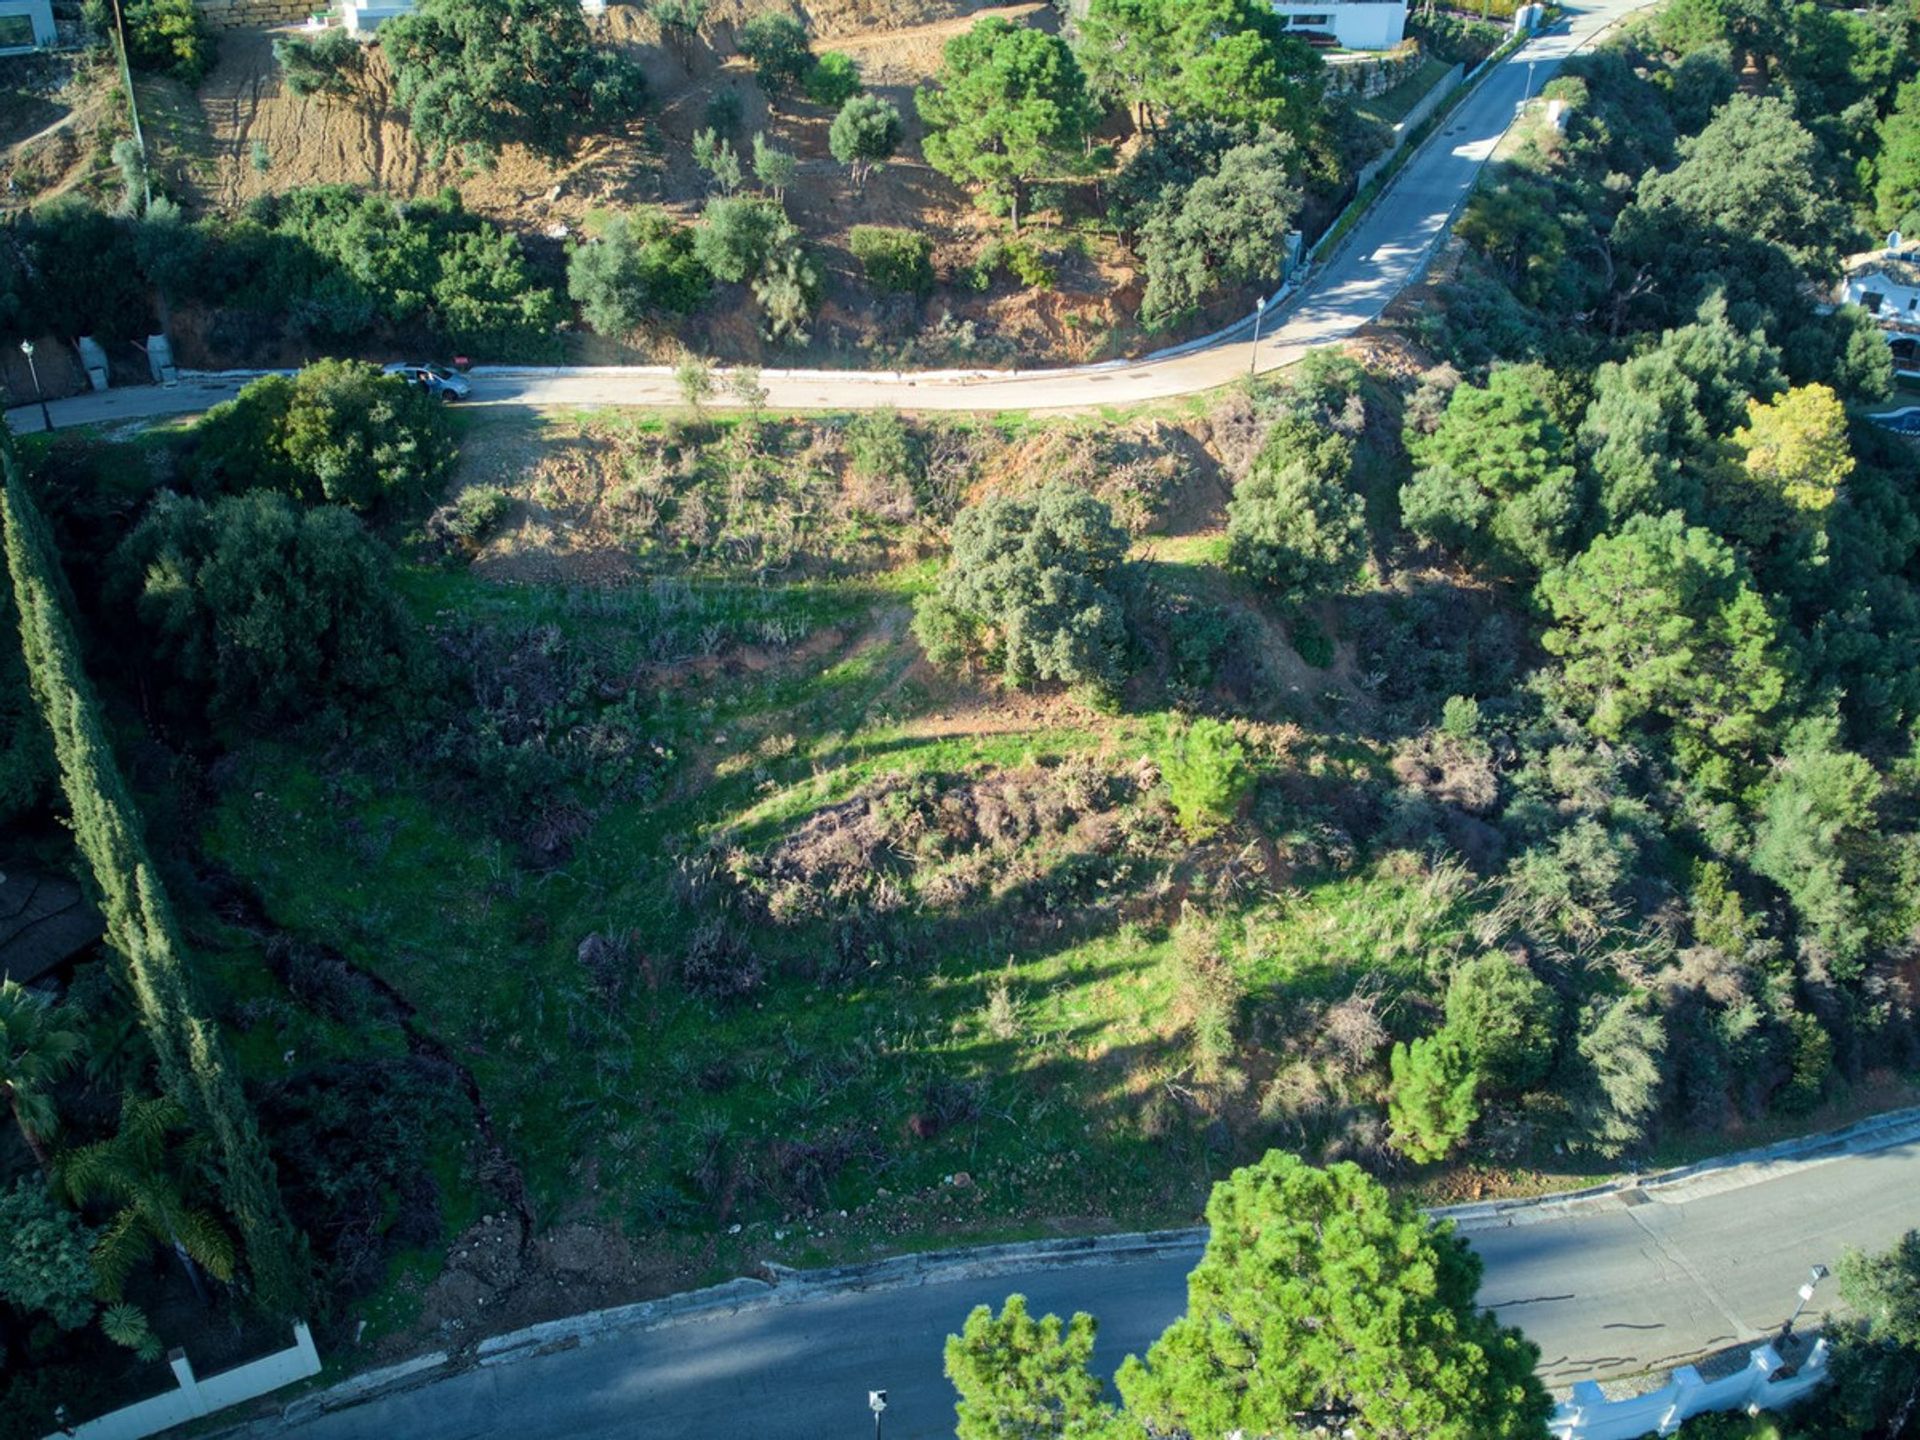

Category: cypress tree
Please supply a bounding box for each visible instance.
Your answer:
[0,439,306,1315]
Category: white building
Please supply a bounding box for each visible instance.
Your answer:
[1843,247,1920,330]
[1270,0,1408,51]
[0,0,56,53]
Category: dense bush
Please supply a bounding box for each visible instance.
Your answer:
[381,0,645,159]
[738,13,811,102]
[111,490,415,724]
[804,50,861,106]
[0,1180,97,1332]
[122,0,215,83]
[1139,137,1303,326]
[1443,955,1560,1095]
[914,483,1132,693]
[191,360,454,511]
[262,1058,467,1299]
[1226,428,1364,603]
[850,225,934,295]
[692,196,786,283]
[273,28,363,99]
[569,209,712,333]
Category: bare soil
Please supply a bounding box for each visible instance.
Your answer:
[164,2,1149,365]
[0,53,126,213]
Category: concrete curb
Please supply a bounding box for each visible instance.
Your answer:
[473,1229,1208,1366]
[1432,1105,1920,1233]
[258,1104,1920,1429]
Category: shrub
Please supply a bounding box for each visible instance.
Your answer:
[111,491,415,724]
[804,50,861,106]
[123,0,215,82]
[438,486,511,545]
[1159,718,1250,834]
[704,86,743,135]
[1171,909,1245,1082]
[0,1179,97,1331]
[1443,955,1559,1095]
[850,225,934,295]
[914,482,1131,693]
[570,209,712,333]
[845,407,918,487]
[738,13,811,101]
[192,360,454,511]
[1387,1031,1480,1162]
[1226,432,1364,603]
[693,196,786,283]
[273,28,363,99]
[752,239,822,344]
[681,919,764,1003]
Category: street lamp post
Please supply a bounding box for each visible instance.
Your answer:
[18,339,50,433]
[869,1389,887,1440]
[1778,1264,1831,1348]
[1249,295,1268,376]
[1526,60,1537,99]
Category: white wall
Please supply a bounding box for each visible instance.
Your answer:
[46,1323,322,1440]
[1552,1341,1830,1440]
[1272,1,1408,50]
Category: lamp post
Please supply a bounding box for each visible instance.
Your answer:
[18,339,50,433]
[1526,60,1537,99]
[1778,1264,1831,1348]
[869,1389,887,1440]
[1249,294,1268,376]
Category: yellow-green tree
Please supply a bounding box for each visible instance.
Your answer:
[1734,382,1854,514]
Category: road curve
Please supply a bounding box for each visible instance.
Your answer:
[258,1131,1920,1440]
[8,0,1653,436]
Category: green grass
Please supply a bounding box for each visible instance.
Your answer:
[1352,57,1458,131]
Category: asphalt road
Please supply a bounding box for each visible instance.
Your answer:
[263,1136,1920,1440]
[7,0,1656,436]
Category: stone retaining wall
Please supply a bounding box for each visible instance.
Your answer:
[197,0,315,30]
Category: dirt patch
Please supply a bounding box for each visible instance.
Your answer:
[388,1214,689,1358]
[0,54,124,213]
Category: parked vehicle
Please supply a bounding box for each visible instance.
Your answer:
[383,362,472,401]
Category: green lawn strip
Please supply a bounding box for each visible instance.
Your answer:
[1352,56,1459,130]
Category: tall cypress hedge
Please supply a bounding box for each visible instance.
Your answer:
[0,436,305,1315]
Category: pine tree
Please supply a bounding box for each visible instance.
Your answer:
[1115,1152,1550,1440]
[1387,1031,1480,1163]
[0,440,305,1315]
[944,1294,1115,1440]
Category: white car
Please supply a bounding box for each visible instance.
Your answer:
[383,362,472,402]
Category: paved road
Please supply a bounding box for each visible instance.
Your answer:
[7,0,1654,436]
[267,1135,1920,1440]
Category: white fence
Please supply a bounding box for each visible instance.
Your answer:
[1552,1340,1830,1440]
[45,1322,322,1440]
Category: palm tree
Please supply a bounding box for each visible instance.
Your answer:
[0,977,83,1169]
[60,1095,236,1305]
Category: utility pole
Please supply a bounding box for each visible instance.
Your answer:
[19,340,51,432]
[1778,1264,1830,1349]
